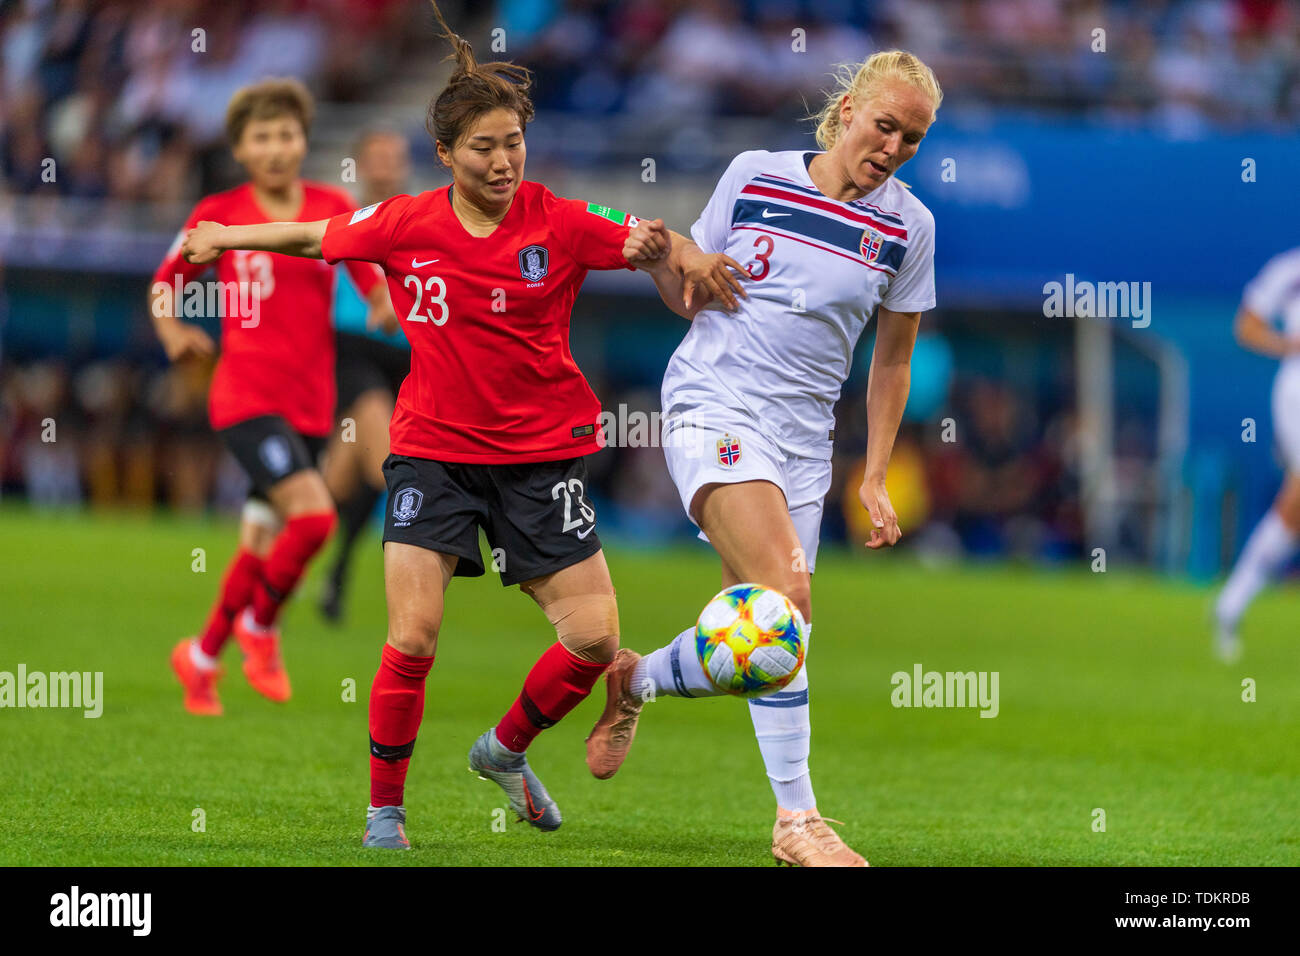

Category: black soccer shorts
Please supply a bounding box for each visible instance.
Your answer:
[217,415,327,502]
[334,330,410,414]
[381,453,602,586]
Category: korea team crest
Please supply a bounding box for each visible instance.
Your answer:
[716,434,742,467]
[258,436,292,477]
[392,487,424,524]
[517,244,549,281]
[860,228,884,263]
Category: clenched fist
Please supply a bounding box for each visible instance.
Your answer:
[623,218,669,265]
[182,221,226,265]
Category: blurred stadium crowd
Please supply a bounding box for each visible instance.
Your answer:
[513,0,1300,132]
[0,0,1273,562]
[3,0,1296,200]
[0,0,417,201]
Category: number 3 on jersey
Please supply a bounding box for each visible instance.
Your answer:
[747,234,774,281]
[552,478,595,534]
[403,273,449,325]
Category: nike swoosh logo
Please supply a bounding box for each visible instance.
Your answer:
[523,784,546,821]
[411,257,439,268]
[576,525,595,540]
[760,208,791,219]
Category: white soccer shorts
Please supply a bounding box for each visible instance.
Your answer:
[661,407,832,571]
[1273,364,1300,473]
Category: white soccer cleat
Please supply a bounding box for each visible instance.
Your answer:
[1214,621,1242,664]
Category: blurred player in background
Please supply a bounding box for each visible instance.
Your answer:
[180,2,693,850]
[1213,246,1300,662]
[151,79,393,716]
[319,129,413,623]
[589,51,941,867]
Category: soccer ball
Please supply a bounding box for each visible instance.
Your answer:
[695,583,807,698]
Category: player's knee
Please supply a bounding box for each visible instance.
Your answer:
[542,593,620,664]
[240,499,282,552]
[276,470,335,517]
[781,577,812,625]
[388,619,439,658]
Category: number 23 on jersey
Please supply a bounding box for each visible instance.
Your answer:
[403,273,449,325]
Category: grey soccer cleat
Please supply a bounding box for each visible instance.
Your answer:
[363,804,411,849]
[468,729,562,831]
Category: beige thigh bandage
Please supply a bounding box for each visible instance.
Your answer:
[542,593,620,663]
[241,498,283,532]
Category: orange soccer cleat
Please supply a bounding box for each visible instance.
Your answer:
[233,610,291,703]
[772,811,869,867]
[584,648,645,780]
[170,638,223,716]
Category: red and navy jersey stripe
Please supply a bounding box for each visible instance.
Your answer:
[731,186,910,273]
[751,172,908,226]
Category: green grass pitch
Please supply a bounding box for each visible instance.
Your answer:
[0,505,1295,866]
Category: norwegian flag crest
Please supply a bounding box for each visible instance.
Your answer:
[716,434,742,467]
[860,228,884,263]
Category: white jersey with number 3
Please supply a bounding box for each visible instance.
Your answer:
[660,149,937,461]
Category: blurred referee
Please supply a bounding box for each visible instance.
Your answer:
[320,129,412,622]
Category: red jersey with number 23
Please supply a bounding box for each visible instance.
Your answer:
[152,181,383,437]
[320,182,638,464]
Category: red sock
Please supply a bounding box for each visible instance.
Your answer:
[251,510,336,628]
[198,548,265,657]
[369,643,435,807]
[495,643,609,753]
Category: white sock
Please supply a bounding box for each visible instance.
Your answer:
[189,639,218,672]
[1216,510,1298,629]
[748,626,814,811]
[772,773,816,813]
[631,627,726,699]
[241,606,271,636]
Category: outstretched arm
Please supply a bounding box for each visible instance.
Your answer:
[623,222,751,320]
[637,228,696,320]
[1235,306,1295,358]
[182,219,330,264]
[858,305,921,550]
